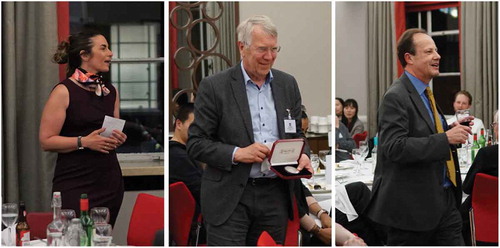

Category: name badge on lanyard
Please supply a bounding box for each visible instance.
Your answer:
[284,108,296,133]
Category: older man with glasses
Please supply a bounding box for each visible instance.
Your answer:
[187,15,313,246]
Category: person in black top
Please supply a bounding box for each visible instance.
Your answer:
[460,111,498,246]
[169,103,202,204]
[169,103,205,245]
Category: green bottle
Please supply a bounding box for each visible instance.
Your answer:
[471,133,480,161]
[80,194,93,246]
[478,128,486,148]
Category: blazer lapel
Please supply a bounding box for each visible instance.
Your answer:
[271,74,286,138]
[230,65,254,142]
[401,74,436,133]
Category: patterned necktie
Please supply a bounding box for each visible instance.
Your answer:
[425,87,457,186]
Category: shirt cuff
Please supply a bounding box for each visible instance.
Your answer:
[300,214,316,232]
[232,147,239,165]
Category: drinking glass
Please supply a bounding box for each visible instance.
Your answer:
[2,203,18,246]
[456,109,471,146]
[318,150,329,167]
[93,224,113,246]
[457,147,469,170]
[309,154,320,187]
[60,209,76,234]
[90,207,110,224]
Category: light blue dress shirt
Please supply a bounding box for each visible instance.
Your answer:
[405,71,451,187]
[237,62,280,178]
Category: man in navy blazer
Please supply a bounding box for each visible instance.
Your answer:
[366,28,472,245]
[187,15,313,246]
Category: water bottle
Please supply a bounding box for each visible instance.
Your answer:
[47,192,64,246]
[64,218,88,246]
[371,137,378,173]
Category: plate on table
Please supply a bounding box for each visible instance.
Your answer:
[335,160,356,170]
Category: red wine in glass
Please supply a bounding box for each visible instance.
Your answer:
[460,121,470,126]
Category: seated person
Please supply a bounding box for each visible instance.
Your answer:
[336,223,367,246]
[446,90,485,142]
[336,182,383,245]
[336,116,356,162]
[169,103,202,203]
[300,185,331,245]
[459,110,498,246]
[301,105,309,134]
[169,103,205,244]
[341,99,364,137]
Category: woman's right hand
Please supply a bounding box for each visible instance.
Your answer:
[81,128,118,154]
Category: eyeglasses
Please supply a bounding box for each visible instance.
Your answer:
[247,45,281,54]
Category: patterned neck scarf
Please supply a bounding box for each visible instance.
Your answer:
[70,68,110,97]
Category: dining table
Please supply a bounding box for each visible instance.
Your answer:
[335,155,472,202]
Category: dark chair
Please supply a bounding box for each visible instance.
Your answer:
[284,196,301,246]
[470,173,498,245]
[127,193,164,246]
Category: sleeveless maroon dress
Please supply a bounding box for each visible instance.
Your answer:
[52,78,124,226]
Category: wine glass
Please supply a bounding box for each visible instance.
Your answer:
[318,150,329,167]
[309,154,320,188]
[90,207,110,224]
[456,109,471,146]
[2,203,18,246]
[61,209,76,234]
[93,224,113,246]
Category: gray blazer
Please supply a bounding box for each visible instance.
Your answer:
[366,73,462,231]
[187,64,309,226]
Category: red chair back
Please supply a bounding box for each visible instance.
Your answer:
[353,131,368,147]
[257,231,281,246]
[169,182,196,246]
[127,193,164,246]
[284,196,300,246]
[26,212,52,240]
[472,173,498,243]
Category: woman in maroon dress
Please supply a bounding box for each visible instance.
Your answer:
[39,30,127,225]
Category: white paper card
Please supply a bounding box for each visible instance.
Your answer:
[100,115,126,137]
[260,142,274,173]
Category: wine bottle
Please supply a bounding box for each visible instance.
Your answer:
[471,133,480,161]
[80,194,94,246]
[478,128,486,148]
[16,201,30,246]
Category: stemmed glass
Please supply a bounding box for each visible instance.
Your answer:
[352,141,369,175]
[2,203,19,246]
[318,150,329,168]
[456,109,471,146]
[93,224,113,246]
[61,209,76,233]
[90,207,110,224]
[309,154,320,188]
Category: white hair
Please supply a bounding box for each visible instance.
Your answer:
[237,15,277,46]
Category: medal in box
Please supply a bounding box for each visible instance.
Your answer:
[269,139,312,179]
